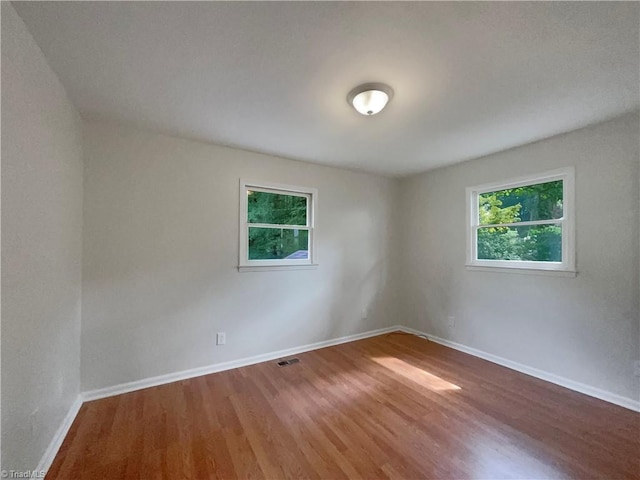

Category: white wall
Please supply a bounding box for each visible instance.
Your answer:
[1,3,83,471]
[399,112,640,402]
[3,9,637,470]
[81,120,400,391]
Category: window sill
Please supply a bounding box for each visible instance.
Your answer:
[465,265,576,277]
[238,264,319,273]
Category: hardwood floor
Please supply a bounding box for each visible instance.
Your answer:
[47,332,640,479]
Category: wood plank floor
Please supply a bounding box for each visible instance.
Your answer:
[47,332,640,479]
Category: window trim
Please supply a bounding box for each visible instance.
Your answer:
[238,179,318,271]
[465,167,575,274]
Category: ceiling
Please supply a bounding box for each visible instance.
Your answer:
[13,1,639,177]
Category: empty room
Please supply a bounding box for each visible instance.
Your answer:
[2,1,639,479]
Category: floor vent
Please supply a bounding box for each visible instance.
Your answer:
[277,358,300,367]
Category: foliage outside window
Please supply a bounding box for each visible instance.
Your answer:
[239,180,317,270]
[466,168,575,273]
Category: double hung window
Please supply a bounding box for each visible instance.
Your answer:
[239,180,317,270]
[466,168,575,273]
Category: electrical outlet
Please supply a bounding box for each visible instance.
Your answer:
[634,360,640,377]
[216,332,226,345]
[361,308,368,320]
[447,316,455,327]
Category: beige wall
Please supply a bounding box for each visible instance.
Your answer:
[1,3,83,471]
[398,112,640,402]
[81,120,401,391]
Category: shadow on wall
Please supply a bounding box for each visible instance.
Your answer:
[325,207,393,340]
[328,258,391,338]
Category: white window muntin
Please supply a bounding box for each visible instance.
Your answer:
[239,179,317,268]
[466,167,575,273]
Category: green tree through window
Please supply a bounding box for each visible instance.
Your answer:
[247,190,309,260]
[247,191,307,225]
[477,180,563,262]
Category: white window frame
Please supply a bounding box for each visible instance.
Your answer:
[466,167,575,275]
[238,179,318,272]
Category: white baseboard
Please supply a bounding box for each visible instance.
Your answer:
[35,394,83,476]
[40,326,397,476]
[397,326,640,413]
[38,323,639,478]
[82,326,400,402]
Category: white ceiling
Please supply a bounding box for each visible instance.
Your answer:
[14,1,640,177]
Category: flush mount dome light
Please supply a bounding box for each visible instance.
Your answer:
[347,83,393,115]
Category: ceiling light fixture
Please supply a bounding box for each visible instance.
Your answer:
[347,83,393,116]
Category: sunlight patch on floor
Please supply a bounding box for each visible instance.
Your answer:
[465,432,569,479]
[371,356,461,391]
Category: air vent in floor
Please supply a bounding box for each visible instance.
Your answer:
[277,358,300,367]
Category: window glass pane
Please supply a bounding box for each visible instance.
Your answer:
[477,224,562,262]
[479,180,563,225]
[247,190,307,226]
[248,227,309,260]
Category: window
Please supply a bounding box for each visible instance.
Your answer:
[239,180,317,271]
[466,167,575,274]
